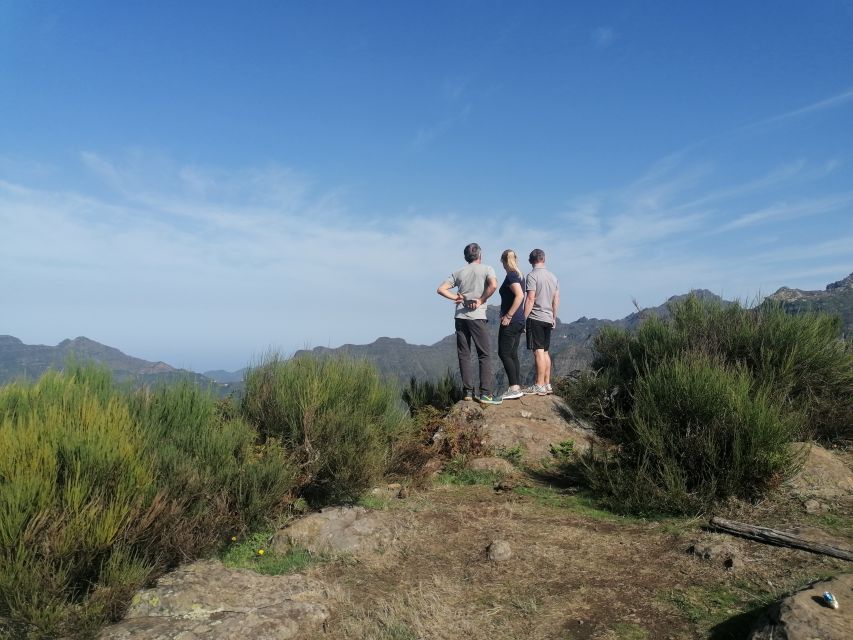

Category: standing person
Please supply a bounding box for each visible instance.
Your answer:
[523,248,560,395]
[497,249,526,400]
[436,243,501,405]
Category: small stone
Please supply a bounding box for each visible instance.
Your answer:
[520,410,533,419]
[493,480,517,492]
[487,540,512,562]
[724,556,743,571]
[688,542,727,560]
[804,499,823,514]
[397,486,409,499]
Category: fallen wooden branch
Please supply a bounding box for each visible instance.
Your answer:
[708,516,853,562]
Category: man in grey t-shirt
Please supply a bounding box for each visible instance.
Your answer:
[522,248,560,396]
[436,242,501,404]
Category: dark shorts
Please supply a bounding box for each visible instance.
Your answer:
[526,318,552,351]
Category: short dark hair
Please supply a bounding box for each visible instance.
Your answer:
[528,248,545,265]
[464,243,481,263]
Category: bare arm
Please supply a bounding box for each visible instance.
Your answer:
[523,289,535,318]
[551,290,560,328]
[437,281,462,303]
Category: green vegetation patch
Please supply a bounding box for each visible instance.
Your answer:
[220,532,316,576]
[557,295,852,515]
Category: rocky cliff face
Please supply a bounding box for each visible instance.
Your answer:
[766,272,853,336]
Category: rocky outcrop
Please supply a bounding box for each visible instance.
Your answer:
[449,395,599,465]
[749,573,853,640]
[98,560,330,640]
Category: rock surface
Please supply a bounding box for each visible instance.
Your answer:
[787,444,853,503]
[749,573,853,640]
[98,560,329,640]
[487,540,512,562]
[272,506,395,556]
[450,395,598,465]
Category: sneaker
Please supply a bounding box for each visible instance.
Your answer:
[544,384,554,395]
[501,388,524,400]
[476,394,503,405]
[462,389,474,401]
[522,385,545,395]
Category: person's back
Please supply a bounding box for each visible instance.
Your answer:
[523,248,560,396]
[451,262,495,320]
[525,265,559,324]
[436,243,499,404]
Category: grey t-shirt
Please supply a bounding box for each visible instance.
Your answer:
[446,262,497,320]
[525,266,559,323]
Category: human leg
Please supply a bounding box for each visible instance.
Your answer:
[455,319,474,396]
[498,323,522,387]
[468,319,493,397]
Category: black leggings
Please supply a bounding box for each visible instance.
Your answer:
[498,322,524,387]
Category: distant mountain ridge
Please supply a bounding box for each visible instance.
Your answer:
[295,289,727,387]
[3,272,848,389]
[766,272,853,336]
[0,335,223,390]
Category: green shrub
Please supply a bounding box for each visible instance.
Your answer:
[0,366,297,637]
[584,354,802,514]
[402,371,462,415]
[241,353,411,505]
[0,370,154,636]
[129,381,297,562]
[567,296,852,444]
[557,294,851,514]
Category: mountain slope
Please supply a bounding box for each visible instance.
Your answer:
[294,289,726,387]
[0,335,220,389]
[765,272,853,336]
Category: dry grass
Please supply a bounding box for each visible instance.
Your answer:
[299,481,850,639]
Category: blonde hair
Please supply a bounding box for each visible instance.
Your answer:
[501,249,522,276]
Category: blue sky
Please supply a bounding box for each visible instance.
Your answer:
[2,1,852,371]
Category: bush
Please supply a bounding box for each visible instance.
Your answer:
[241,353,411,505]
[558,294,852,514]
[583,354,802,514]
[402,371,462,415]
[0,366,296,638]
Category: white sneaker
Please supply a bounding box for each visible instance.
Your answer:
[522,384,547,395]
[501,388,523,400]
[545,384,554,395]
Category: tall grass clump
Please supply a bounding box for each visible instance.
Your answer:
[241,353,411,505]
[559,294,852,514]
[129,381,297,562]
[0,365,296,638]
[401,371,462,415]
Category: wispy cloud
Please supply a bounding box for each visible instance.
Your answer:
[744,87,853,130]
[591,26,615,49]
[717,193,853,232]
[412,104,472,151]
[2,149,851,369]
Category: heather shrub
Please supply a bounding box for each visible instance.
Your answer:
[583,353,802,514]
[0,366,296,638]
[241,353,411,505]
[402,371,462,415]
[558,294,851,514]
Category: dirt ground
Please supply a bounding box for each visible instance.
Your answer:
[304,470,852,640]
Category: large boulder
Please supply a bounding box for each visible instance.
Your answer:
[749,573,853,640]
[98,560,329,640]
